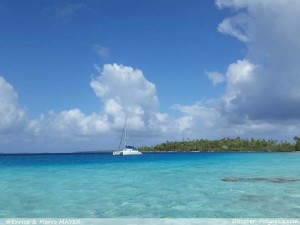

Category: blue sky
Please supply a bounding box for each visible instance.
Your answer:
[1,0,300,153]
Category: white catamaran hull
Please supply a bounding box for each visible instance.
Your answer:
[113,149,142,155]
[122,149,142,155]
[112,151,122,155]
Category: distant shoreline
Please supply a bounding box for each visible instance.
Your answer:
[1,137,299,155]
[0,150,299,156]
[141,149,300,153]
[139,137,300,152]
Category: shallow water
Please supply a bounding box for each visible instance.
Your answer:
[0,152,299,217]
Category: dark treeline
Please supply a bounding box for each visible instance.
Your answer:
[139,136,300,152]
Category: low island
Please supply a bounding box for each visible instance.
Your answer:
[139,136,300,152]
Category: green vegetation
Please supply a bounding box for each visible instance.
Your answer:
[294,136,300,151]
[139,137,300,152]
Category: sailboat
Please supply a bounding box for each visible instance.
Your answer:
[113,116,142,155]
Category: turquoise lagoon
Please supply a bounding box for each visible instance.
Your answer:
[0,152,299,217]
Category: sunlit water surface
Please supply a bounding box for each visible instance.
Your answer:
[0,152,299,217]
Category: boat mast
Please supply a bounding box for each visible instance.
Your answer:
[118,115,128,150]
[124,115,128,148]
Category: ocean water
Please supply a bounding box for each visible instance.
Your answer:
[0,152,299,218]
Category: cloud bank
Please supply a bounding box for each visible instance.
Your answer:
[216,0,300,121]
[0,64,170,152]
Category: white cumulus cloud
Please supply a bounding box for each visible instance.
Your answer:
[0,76,26,134]
[206,71,226,86]
[216,0,300,122]
[90,63,159,130]
[217,13,249,43]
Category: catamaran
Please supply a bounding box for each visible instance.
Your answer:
[113,116,142,155]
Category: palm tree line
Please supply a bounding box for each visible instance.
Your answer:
[139,136,300,152]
